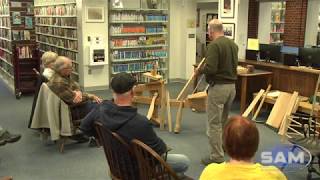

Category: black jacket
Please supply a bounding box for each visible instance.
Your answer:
[80,100,167,155]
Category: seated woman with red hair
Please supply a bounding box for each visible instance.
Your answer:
[200,116,287,180]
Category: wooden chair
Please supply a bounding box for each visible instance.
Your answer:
[131,139,180,180]
[94,122,140,180]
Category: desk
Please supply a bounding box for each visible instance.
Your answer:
[238,70,273,114]
[239,59,320,97]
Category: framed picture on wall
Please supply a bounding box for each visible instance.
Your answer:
[220,0,235,18]
[223,23,235,40]
[86,7,105,23]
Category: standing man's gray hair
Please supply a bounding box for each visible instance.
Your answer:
[208,19,223,32]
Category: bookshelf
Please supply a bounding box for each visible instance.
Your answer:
[108,0,169,83]
[34,0,79,82]
[0,0,40,98]
[270,2,285,45]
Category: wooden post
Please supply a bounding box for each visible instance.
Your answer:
[252,84,272,121]
[166,91,172,132]
[174,101,184,133]
[147,93,158,120]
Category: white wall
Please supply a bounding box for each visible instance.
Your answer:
[218,0,248,59]
[236,0,249,59]
[78,0,109,90]
[305,0,319,47]
[196,3,219,44]
[258,2,272,44]
[169,0,197,80]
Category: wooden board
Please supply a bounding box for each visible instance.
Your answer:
[176,58,205,100]
[174,101,184,133]
[166,91,172,132]
[266,92,292,128]
[278,91,299,136]
[242,89,265,118]
[252,85,272,121]
[147,93,158,120]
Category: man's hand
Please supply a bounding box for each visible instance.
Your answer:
[1,176,13,180]
[194,67,201,77]
[73,90,83,104]
[92,95,103,104]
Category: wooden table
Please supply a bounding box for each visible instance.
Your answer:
[238,70,273,114]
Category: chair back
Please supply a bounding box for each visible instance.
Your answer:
[131,139,179,180]
[94,122,139,180]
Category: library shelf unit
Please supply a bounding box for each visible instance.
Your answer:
[0,0,40,99]
[270,2,285,45]
[34,0,79,82]
[108,0,169,83]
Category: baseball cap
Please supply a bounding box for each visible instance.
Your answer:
[110,72,137,94]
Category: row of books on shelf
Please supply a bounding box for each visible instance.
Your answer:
[111,37,166,47]
[0,39,11,50]
[0,0,8,6]
[0,49,12,62]
[12,30,31,41]
[111,13,168,22]
[37,35,78,50]
[0,5,9,15]
[0,28,9,39]
[34,5,76,16]
[112,49,167,60]
[36,17,76,27]
[36,26,77,38]
[0,17,9,27]
[0,62,13,75]
[110,25,166,34]
[113,61,165,73]
[39,43,77,60]
[16,46,33,59]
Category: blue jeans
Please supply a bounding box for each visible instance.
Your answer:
[166,154,190,175]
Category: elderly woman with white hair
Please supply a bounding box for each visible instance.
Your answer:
[41,51,58,80]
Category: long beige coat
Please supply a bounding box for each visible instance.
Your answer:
[31,83,73,141]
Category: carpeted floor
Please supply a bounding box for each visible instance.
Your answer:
[0,80,316,180]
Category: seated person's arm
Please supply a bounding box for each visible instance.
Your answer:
[49,80,78,104]
[70,81,102,103]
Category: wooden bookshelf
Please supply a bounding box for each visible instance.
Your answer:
[270,2,286,45]
[108,0,169,83]
[34,0,79,82]
[0,0,40,98]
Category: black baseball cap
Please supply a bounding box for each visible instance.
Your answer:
[110,72,137,94]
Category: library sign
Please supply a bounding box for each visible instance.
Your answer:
[257,144,311,171]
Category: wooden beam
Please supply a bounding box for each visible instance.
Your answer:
[166,91,172,132]
[174,101,184,133]
[176,58,206,100]
[278,92,299,135]
[147,93,158,120]
[242,89,265,118]
[252,84,272,121]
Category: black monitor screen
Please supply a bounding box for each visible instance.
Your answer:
[299,47,320,67]
[259,44,282,62]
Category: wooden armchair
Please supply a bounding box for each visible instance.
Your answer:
[131,139,180,180]
[94,122,140,180]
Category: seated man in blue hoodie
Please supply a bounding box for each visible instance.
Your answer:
[80,72,190,177]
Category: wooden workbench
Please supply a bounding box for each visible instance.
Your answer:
[239,59,320,97]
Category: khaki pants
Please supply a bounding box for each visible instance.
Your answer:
[207,84,236,162]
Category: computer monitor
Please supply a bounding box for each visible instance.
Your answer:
[281,46,299,66]
[259,44,282,62]
[299,47,320,68]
